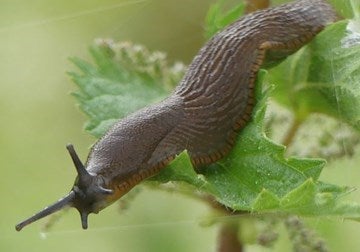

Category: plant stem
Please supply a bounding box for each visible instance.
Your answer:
[202,196,245,251]
[217,221,243,252]
[282,118,302,147]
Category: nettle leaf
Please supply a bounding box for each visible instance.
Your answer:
[69,40,186,137]
[151,73,360,218]
[268,20,360,130]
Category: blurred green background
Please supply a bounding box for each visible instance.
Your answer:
[1,0,360,251]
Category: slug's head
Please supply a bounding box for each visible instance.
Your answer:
[15,144,113,231]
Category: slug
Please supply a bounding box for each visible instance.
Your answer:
[16,0,337,231]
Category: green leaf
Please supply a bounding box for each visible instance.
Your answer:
[69,40,186,137]
[204,1,245,39]
[268,20,360,130]
[328,0,358,19]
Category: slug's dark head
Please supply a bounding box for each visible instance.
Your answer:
[15,144,113,231]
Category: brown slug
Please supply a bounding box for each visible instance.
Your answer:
[16,0,337,231]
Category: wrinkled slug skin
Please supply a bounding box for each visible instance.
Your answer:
[87,0,337,194]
